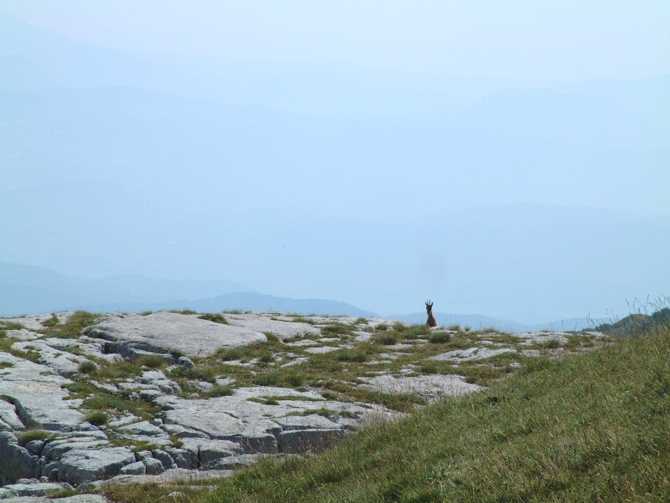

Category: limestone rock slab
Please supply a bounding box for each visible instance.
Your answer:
[277,429,344,453]
[5,330,41,341]
[224,313,320,340]
[42,437,109,462]
[0,313,75,332]
[118,421,164,437]
[0,482,65,498]
[58,447,136,485]
[11,341,92,376]
[84,312,267,357]
[80,468,232,489]
[358,374,482,401]
[0,432,39,485]
[430,347,516,362]
[0,354,85,431]
[179,438,242,467]
[0,399,25,431]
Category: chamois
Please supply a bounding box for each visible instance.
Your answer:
[425,301,438,327]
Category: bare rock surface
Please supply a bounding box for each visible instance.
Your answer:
[513,332,570,345]
[224,314,320,340]
[358,374,483,401]
[80,468,233,490]
[0,401,25,432]
[156,386,366,453]
[0,433,39,485]
[0,313,74,333]
[11,342,91,376]
[0,496,107,502]
[84,312,267,357]
[0,481,70,499]
[430,347,516,362]
[58,447,136,486]
[0,353,85,431]
[4,331,41,342]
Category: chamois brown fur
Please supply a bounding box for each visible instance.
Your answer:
[425,301,438,327]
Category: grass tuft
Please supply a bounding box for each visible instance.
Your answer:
[199,313,229,325]
[429,332,452,344]
[85,410,109,426]
[78,361,98,374]
[18,429,53,446]
[46,311,100,339]
[136,354,166,369]
[371,332,398,345]
[335,349,367,363]
[207,385,235,398]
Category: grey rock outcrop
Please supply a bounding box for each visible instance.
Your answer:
[358,374,482,402]
[224,314,320,340]
[5,308,592,493]
[0,481,68,499]
[84,312,268,357]
[0,353,85,432]
[0,433,39,485]
[57,447,136,485]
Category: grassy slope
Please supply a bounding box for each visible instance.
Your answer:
[202,324,670,503]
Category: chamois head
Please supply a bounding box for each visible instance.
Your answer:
[425,300,437,327]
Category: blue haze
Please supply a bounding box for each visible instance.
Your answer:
[0,14,668,324]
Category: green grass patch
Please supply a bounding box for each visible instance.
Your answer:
[429,331,452,344]
[539,339,562,349]
[42,311,100,339]
[46,311,100,338]
[371,332,398,345]
[199,313,229,325]
[419,361,440,374]
[206,385,235,398]
[0,321,25,331]
[248,397,280,406]
[400,324,431,340]
[85,410,109,426]
[68,382,160,419]
[564,334,596,350]
[18,429,53,446]
[78,361,98,374]
[41,313,60,328]
[136,354,166,369]
[170,365,217,384]
[334,349,367,363]
[291,316,316,325]
[320,323,356,337]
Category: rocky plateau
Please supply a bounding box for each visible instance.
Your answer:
[0,310,608,501]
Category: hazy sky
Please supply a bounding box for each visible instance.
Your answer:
[1,0,669,82]
[1,1,669,319]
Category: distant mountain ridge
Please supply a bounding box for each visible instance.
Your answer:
[393,312,610,333]
[0,262,246,316]
[77,292,376,318]
[1,261,609,328]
